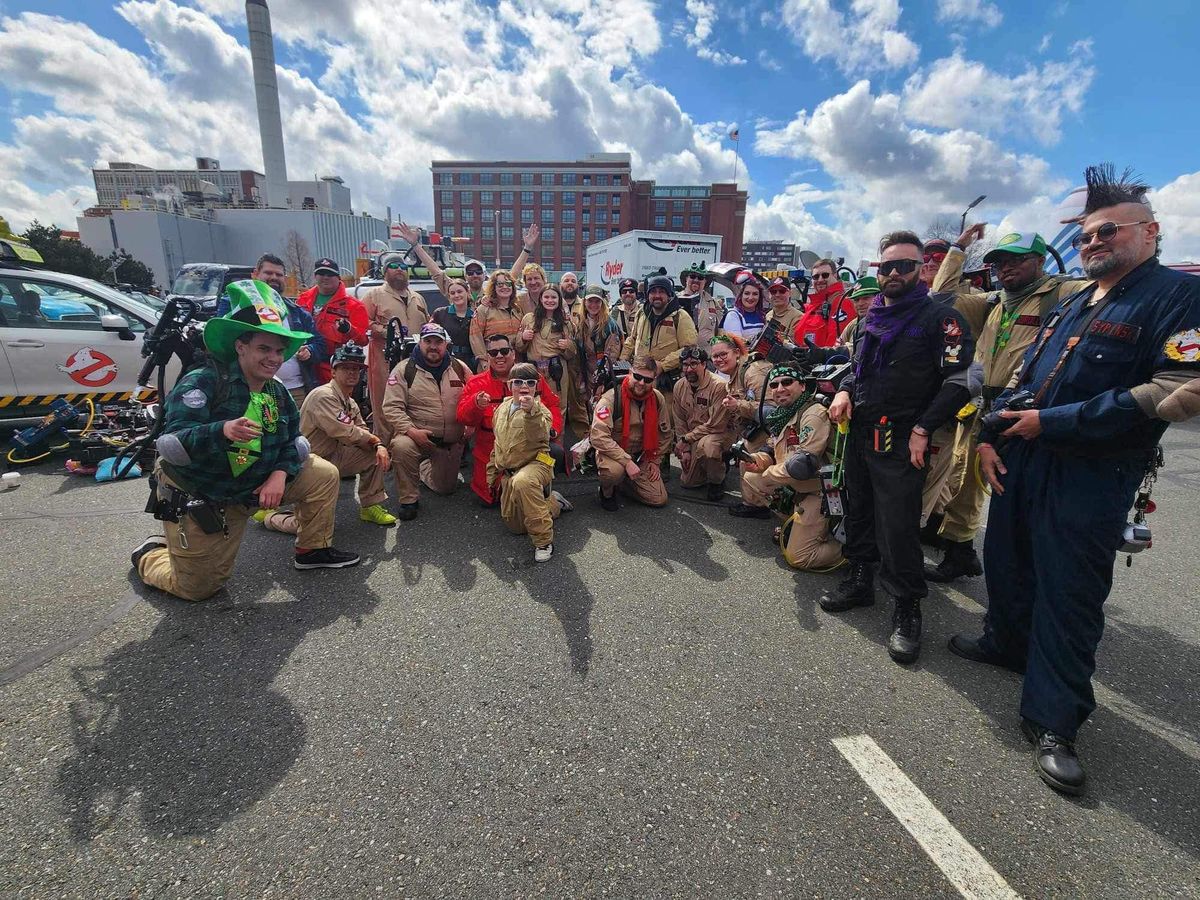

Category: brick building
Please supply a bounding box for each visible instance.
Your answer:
[430,154,747,272]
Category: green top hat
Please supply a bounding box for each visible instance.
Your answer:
[680,262,711,283]
[204,279,312,364]
[983,232,1048,265]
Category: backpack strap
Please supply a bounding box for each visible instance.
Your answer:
[404,358,418,389]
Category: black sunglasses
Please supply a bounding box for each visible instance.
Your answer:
[629,372,655,384]
[811,272,832,280]
[487,347,513,357]
[1071,221,1149,250]
[509,378,538,387]
[768,377,797,389]
[878,259,920,276]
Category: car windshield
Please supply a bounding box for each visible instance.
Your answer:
[172,269,225,297]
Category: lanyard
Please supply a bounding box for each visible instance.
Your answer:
[1021,293,1112,404]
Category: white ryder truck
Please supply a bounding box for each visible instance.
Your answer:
[586,230,723,298]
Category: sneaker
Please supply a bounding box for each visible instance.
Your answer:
[534,543,554,563]
[252,508,273,524]
[131,536,166,571]
[551,490,574,513]
[294,547,361,570]
[359,504,398,527]
[598,486,619,512]
[728,502,770,519]
[397,502,419,522]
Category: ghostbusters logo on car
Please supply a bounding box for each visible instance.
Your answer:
[57,347,118,387]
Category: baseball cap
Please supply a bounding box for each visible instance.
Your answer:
[847,276,880,300]
[419,323,450,341]
[313,257,340,275]
[583,284,607,300]
[618,278,638,293]
[767,276,790,292]
[983,232,1048,264]
[463,258,486,274]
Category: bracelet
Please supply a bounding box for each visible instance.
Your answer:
[522,246,533,253]
[951,242,965,251]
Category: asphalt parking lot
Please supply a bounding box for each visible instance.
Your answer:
[1,421,1198,898]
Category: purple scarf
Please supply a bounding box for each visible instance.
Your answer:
[854,281,929,379]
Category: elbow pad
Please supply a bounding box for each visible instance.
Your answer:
[784,450,819,481]
[156,433,191,466]
[295,436,310,463]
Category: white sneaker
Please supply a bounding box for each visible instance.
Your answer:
[551,490,573,512]
[534,544,554,563]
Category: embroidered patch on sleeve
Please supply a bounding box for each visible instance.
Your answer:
[181,389,207,409]
[1164,328,1200,362]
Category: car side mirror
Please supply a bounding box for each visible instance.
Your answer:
[101,313,136,340]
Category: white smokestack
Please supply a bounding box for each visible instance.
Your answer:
[246,0,289,208]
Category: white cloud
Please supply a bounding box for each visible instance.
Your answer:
[680,0,747,66]
[1153,171,1200,263]
[757,49,783,71]
[935,0,1001,29]
[744,182,846,254]
[901,45,1094,145]
[0,0,741,234]
[755,79,1067,258]
[780,0,919,75]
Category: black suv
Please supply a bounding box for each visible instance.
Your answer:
[168,263,254,319]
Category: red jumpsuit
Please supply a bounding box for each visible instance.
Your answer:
[793,283,856,349]
[296,283,369,383]
[457,371,563,503]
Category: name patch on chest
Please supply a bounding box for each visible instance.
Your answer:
[1015,315,1041,327]
[696,397,710,407]
[1090,320,1142,343]
[450,380,463,387]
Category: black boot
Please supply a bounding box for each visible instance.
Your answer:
[819,562,875,612]
[919,512,946,549]
[948,634,1025,674]
[1021,719,1086,795]
[924,539,983,582]
[887,597,922,664]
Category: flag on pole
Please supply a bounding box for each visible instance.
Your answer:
[728,124,740,141]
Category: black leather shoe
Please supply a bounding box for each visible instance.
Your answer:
[919,512,946,549]
[887,597,922,664]
[925,539,983,582]
[1021,719,1086,795]
[599,487,619,512]
[728,502,770,518]
[948,634,1025,674]
[706,482,725,502]
[397,502,419,521]
[819,562,876,612]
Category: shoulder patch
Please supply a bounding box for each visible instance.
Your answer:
[597,406,611,420]
[942,316,963,344]
[181,388,207,409]
[1164,328,1200,362]
[387,374,399,385]
[797,424,814,443]
[336,410,352,424]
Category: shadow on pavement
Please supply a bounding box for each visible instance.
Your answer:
[55,524,387,841]
[584,494,731,584]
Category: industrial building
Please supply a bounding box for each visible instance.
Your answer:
[431,154,746,272]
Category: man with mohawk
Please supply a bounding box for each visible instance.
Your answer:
[956,164,1200,796]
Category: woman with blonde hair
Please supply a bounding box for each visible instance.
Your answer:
[567,285,622,437]
[469,269,524,370]
[516,283,576,413]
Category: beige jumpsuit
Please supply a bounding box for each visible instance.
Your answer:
[487,397,563,547]
[671,370,732,486]
[590,386,674,507]
[300,380,388,507]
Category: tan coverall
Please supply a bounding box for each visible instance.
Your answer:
[300,380,387,507]
[362,284,429,437]
[590,386,673,506]
[619,306,699,377]
[568,313,622,438]
[723,357,773,448]
[515,314,576,411]
[381,357,471,504]
[671,370,732,486]
[932,248,1091,542]
[740,403,842,571]
[487,397,563,547]
[469,302,523,367]
[766,304,803,341]
[681,290,723,347]
[138,456,339,602]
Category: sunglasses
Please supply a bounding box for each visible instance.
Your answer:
[509,378,538,387]
[494,280,513,287]
[811,272,832,281]
[922,253,946,264]
[768,377,797,389]
[768,287,790,294]
[990,254,1036,271]
[385,262,406,271]
[465,267,484,274]
[487,347,513,357]
[878,259,920,276]
[620,289,637,295]
[629,372,656,384]
[1071,221,1149,250]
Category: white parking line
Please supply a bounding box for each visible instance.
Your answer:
[833,734,1022,900]
[934,580,1200,763]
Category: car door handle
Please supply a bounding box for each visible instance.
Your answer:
[6,339,45,348]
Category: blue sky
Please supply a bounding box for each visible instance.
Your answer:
[1,0,1197,261]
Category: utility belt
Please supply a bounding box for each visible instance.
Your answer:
[146,470,229,537]
[535,356,565,384]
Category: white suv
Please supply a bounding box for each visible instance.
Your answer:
[0,266,160,422]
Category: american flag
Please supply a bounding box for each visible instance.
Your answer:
[728,124,739,141]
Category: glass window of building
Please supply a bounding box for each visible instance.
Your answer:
[480,173,494,185]
[501,191,513,204]
[582,193,591,206]
[461,226,474,238]
[613,174,623,185]
[438,173,453,185]
[611,193,621,206]
[595,227,607,240]
[482,208,494,220]
[562,209,576,224]
[594,209,608,223]
[596,175,609,186]
[562,228,575,241]
[541,173,555,185]
[672,215,683,228]
[582,229,591,242]
[542,226,555,240]
[541,209,554,224]
[541,191,553,204]
[691,200,704,211]
[521,208,533,223]
[521,191,534,204]
[582,175,591,185]
[442,208,455,221]
[582,211,590,224]
[461,208,474,221]
[459,173,475,185]
[673,200,684,210]
[521,173,534,185]
[612,210,621,224]
[460,191,472,203]
[562,173,577,185]
[562,191,575,204]
[440,190,454,203]
[482,225,495,239]
[480,191,493,204]
[654,214,666,227]
[690,215,702,228]
[501,226,514,239]
[500,173,514,185]
[501,209,513,223]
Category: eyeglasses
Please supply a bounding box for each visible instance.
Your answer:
[878,259,920,276]
[1071,221,1150,250]
[509,378,538,387]
[811,272,832,281]
[768,377,797,389]
[629,372,656,384]
[487,347,513,357]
